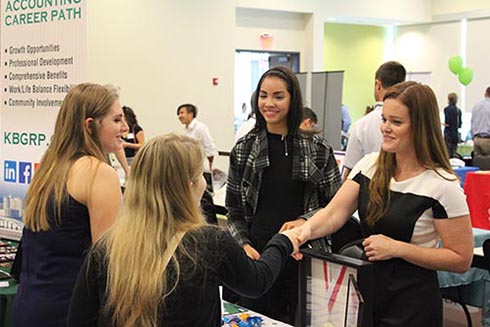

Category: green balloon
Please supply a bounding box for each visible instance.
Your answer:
[458,67,474,86]
[449,56,463,74]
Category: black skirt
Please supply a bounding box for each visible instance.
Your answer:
[373,259,442,327]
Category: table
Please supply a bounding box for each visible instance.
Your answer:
[1,275,291,327]
[464,171,490,229]
[438,228,490,326]
[453,166,479,186]
[222,301,292,326]
[214,186,226,207]
[0,240,19,327]
[0,278,17,327]
[457,143,474,158]
[214,186,227,216]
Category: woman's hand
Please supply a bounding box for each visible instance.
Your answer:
[280,229,300,255]
[243,243,260,260]
[284,223,313,261]
[279,218,306,232]
[296,223,312,247]
[362,234,401,261]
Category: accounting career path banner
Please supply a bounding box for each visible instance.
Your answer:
[0,0,87,223]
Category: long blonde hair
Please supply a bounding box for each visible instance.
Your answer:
[100,134,206,327]
[366,81,454,226]
[23,83,119,231]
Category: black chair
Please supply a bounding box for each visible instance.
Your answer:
[473,155,490,170]
[483,239,490,270]
[440,286,473,326]
[330,216,363,254]
[10,240,22,282]
[438,239,490,327]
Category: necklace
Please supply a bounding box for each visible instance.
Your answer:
[281,134,289,156]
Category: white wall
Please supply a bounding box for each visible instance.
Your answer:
[84,0,484,171]
[396,22,462,112]
[235,8,309,71]
[466,19,490,110]
[396,17,490,110]
[236,0,432,24]
[87,0,235,170]
[84,0,431,173]
[432,0,490,17]
[395,15,490,141]
[235,0,432,75]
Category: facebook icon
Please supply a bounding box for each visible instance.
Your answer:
[4,161,17,183]
[19,162,32,184]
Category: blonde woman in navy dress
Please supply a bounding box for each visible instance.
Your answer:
[13,83,127,327]
[293,81,473,327]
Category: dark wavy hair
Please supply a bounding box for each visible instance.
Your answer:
[252,66,304,136]
[122,106,139,132]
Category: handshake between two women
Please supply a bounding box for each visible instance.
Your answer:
[278,218,312,261]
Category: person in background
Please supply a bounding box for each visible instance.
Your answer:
[340,104,351,150]
[177,103,218,224]
[235,92,257,142]
[226,66,341,324]
[235,113,256,142]
[13,83,127,327]
[443,92,460,158]
[235,102,250,132]
[68,134,299,327]
[113,149,130,181]
[365,105,375,115]
[458,106,463,142]
[121,105,145,165]
[291,81,472,327]
[113,106,145,180]
[299,106,318,131]
[470,86,490,156]
[343,61,406,180]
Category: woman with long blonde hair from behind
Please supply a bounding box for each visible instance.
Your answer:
[68,133,299,327]
[13,83,128,327]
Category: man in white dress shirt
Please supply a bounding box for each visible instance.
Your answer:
[470,87,490,156]
[343,61,406,180]
[177,103,218,224]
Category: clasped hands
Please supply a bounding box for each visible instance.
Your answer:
[242,218,310,261]
[279,218,310,261]
[243,218,399,261]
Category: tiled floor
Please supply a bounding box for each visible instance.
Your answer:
[444,300,482,327]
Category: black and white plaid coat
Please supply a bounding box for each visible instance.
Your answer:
[226,129,342,248]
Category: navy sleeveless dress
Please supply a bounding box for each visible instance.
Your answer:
[13,195,91,327]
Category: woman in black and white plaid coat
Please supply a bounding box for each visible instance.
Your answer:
[226,66,342,324]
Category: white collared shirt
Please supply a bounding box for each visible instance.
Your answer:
[234,117,256,143]
[184,118,217,172]
[470,98,490,138]
[344,102,383,170]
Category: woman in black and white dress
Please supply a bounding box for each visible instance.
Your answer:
[292,81,473,327]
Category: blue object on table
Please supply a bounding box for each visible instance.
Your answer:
[246,316,263,327]
[222,315,263,327]
[454,166,480,186]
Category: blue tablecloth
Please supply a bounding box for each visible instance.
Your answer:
[438,228,490,326]
[454,166,480,186]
